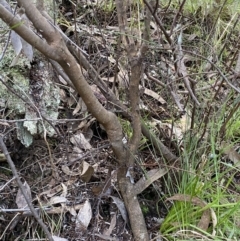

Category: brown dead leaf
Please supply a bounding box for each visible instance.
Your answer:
[58,75,68,85]
[167,194,211,231]
[46,203,83,215]
[16,181,32,209]
[143,86,166,105]
[0,153,7,162]
[59,89,67,102]
[72,98,82,116]
[62,165,79,176]
[75,199,92,231]
[80,161,94,182]
[110,196,128,223]
[67,94,76,107]
[134,168,168,195]
[221,141,240,167]
[39,180,75,198]
[95,233,119,241]
[49,196,67,206]
[70,133,92,150]
[62,161,94,182]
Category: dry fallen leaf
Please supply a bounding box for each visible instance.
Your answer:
[0,153,6,162]
[134,168,168,195]
[16,181,32,209]
[72,98,82,116]
[221,141,240,167]
[80,161,94,182]
[61,161,94,182]
[143,86,166,105]
[49,196,67,206]
[110,196,128,223]
[167,194,211,231]
[61,183,68,198]
[95,233,119,241]
[70,133,92,150]
[52,236,68,241]
[75,199,92,231]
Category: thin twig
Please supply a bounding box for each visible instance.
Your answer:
[0,176,16,191]
[0,136,54,241]
[183,50,240,93]
[169,0,187,35]
[176,28,200,105]
[143,0,172,46]
[0,116,90,123]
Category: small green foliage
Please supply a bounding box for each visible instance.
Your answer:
[10,21,24,30]
[101,0,115,13]
[160,104,240,240]
[161,175,204,234]
[0,166,12,177]
[141,204,150,215]
[119,118,132,140]
[119,118,148,149]
[226,111,240,139]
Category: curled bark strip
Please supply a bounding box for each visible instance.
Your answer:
[167,194,211,231]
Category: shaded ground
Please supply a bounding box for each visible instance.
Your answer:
[1,0,240,240]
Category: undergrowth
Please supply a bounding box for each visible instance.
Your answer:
[158,93,240,240]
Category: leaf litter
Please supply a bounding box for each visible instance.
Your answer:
[0,0,240,240]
